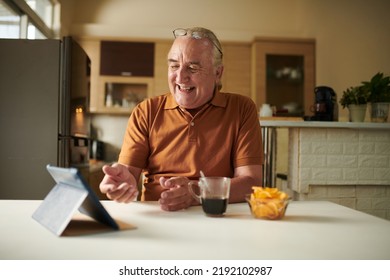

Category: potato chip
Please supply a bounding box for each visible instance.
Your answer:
[247,187,290,220]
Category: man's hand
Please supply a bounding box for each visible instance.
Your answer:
[158,177,197,211]
[99,163,139,203]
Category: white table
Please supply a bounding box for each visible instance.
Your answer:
[1,200,389,260]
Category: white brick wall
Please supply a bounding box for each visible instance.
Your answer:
[286,127,390,220]
[289,128,390,191]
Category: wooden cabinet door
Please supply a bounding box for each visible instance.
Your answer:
[100,41,155,77]
[252,37,315,116]
[153,40,171,96]
[221,42,252,98]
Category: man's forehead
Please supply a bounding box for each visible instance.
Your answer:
[171,36,212,52]
[168,38,212,61]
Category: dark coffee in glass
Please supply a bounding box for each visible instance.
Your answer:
[201,197,228,216]
[188,177,231,217]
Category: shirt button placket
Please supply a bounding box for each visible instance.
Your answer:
[189,120,196,142]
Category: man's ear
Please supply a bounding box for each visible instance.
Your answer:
[215,65,224,81]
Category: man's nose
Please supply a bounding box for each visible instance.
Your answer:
[176,67,190,83]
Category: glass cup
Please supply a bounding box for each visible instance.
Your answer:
[188,177,231,217]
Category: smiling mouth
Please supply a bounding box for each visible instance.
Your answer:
[177,84,195,93]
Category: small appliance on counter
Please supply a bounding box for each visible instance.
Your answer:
[90,139,105,161]
[304,86,338,121]
[259,103,273,117]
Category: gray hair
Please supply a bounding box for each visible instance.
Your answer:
[176,27,223,67]
[191,27,223,67]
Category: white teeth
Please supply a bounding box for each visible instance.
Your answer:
[178,85,193,91]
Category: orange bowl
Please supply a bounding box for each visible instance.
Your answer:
[245,194,291,220]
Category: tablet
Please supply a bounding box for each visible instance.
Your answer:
[32,165,119,235]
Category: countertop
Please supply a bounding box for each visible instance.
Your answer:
[259,117,390,129]
[1,200,389,260]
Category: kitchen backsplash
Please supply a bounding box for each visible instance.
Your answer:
[91,114,130,162]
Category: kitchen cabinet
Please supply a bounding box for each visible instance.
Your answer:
[98,41,155,114]
[221,42,252,98]
[252,37,315,116]
[100,41,154,77]
[153,40,171,96]
[78,38,154,114]
[99,75,153,114]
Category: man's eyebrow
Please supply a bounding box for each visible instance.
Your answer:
[168,58,201,66]
[168,58,178,63]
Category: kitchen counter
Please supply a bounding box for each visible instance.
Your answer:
[258,118,389,187]
[258,118,390,220]
[259,118,390,129]
[1,200,389,260]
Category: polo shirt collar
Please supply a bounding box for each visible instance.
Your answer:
[164,89,227,110]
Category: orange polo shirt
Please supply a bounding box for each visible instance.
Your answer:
[118,91,264,200]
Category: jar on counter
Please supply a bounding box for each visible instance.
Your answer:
[259,104,273,117]
[105,93,113,107]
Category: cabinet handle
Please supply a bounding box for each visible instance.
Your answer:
[121,72,132,76]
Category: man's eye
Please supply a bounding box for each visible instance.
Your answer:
[189,65,200,73]
[169,64,179,70]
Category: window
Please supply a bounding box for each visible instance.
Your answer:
[25,0,52,27]
[0,0,20,38]
[28,20,45,38]
[0,0,59,39]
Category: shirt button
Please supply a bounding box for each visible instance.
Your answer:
[190,122,195,126]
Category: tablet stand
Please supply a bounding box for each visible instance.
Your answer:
[32,165,119,236]
[32,182,89,235]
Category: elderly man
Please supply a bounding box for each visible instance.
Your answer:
[100,27,263,211]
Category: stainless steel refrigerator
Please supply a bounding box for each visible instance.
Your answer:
[0,37,91,199]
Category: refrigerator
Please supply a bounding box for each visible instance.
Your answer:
[0,37,91,199]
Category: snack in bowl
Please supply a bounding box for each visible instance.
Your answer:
[246,186,291,220]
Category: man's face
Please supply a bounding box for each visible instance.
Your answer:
[167,36,223,109]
